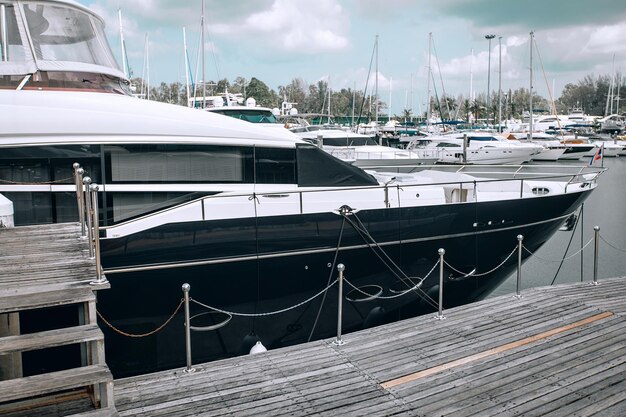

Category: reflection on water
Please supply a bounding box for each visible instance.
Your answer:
[491,157,626,297]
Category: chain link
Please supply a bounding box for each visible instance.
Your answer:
[523,238,593,262]
[600,235,626,253]
[191,279,338,317]
[344,260,440,300]
[444,245,517,278]
[96,299,184,338]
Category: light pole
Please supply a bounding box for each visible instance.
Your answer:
[485,34,496,125]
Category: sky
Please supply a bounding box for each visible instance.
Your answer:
[79,0,626,114]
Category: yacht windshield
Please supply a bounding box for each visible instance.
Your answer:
[0,3,26,62]
[323,137,378,146]
[0,1,126,88]
[22,2,117,68]
[212,109,279,124]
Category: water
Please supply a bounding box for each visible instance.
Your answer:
[491,157,626,297]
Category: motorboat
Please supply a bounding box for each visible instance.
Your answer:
[408,132,543,165]
[203,100,290,134]
[506,132,566,162]
[0,0,604,379]
[289,124,439,171]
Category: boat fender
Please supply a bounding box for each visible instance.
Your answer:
[249,341,268,355]
[240,332,260,355]
[420,285,440,310]
[363,306,387,329]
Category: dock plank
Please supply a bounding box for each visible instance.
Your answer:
[0,365,112,403]
[112,276,626,416]
[0,324,103,354]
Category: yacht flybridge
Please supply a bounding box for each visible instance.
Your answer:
[0,0,604,378]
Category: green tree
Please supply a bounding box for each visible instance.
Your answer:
[246,77,275,107]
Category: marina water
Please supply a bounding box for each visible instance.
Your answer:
[492,157,626,297]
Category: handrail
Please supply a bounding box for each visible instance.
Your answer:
[99,165,605,232]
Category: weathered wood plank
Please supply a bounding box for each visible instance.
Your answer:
[0,287,95,314]
[0,365,112,403]
[0,324,103,354]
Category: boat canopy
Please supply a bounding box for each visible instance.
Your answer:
[0,0,125,80]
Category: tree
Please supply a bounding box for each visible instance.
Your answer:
[215,78,230,94]
[278,78,307,111]
[558,74,620,116]
[246,77,275,107]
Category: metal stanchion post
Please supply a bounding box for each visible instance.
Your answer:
[89,184,107,285]
[74,165,86,237]
[515,235,524,298]
[182,283,195,373]
[593,226,600,286]
[435,248,445,320]
[333,264,345,346]
[83,177,94,258]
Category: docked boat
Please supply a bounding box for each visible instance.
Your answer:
[408,132,543,165]
[0,0,604,379]
[289,124,439,171]
[506,132,566,162]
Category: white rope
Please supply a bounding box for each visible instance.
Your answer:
[600,235,626,253]
[190,279,338,317]
[523,238,593,262]
[444,246,517,278]
[343,260,440,300]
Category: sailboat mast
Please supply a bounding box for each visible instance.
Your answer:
[118,9,127,78]
[201,0,206,108]
[351,82,355,128]
[183,27,191,107]
[529,31,534,138]
[375,35,379,124]
[498,37,502,132]
[617,73,622,115]
[469,48,473,102]
[389,77,392,119]
[146,34,150,100]
[328,83,331,124]
[426,32,432,132]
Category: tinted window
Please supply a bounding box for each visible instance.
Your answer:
[296,144,377,186]
[105,144,254,183]
[255,147,296,184]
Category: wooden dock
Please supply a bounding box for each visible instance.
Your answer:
[113,276,626,416]
[0,223,115,416]
[2,223,625,416]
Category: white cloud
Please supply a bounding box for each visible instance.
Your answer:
[214,0,350,53]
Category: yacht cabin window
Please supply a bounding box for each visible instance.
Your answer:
[0,3,26,62]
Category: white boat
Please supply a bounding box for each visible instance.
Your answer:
[506,132,566,162]
[204,101,291,134]
[290,125,439,171]
[408,132,543,165]
[0,0,604,378]
[587,134,625,157]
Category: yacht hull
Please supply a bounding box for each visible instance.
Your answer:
[97,188,591,377]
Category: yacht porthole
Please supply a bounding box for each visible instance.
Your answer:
[532,187,550,195]
[327,263,332,268]
[416,193,420,198]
